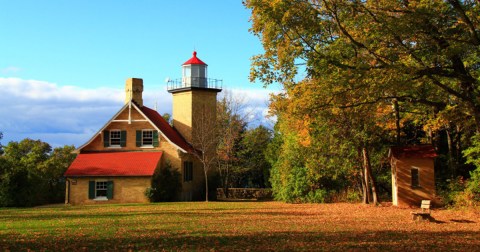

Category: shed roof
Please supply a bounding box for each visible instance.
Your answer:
[64,152,162,177]
[390,145,437,159]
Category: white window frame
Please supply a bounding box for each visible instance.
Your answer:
[110,130,121,147]
[142,129,154,147]
[95,180,108,200]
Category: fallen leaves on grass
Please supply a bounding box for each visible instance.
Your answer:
[0,202,479,251]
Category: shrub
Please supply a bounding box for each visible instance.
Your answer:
[438,177,466,206]
[145,161,181,202]
[346,190,362,203]
[305,189,329,203]
[459,133,480,206]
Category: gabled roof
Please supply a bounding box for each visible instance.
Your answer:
[77,101,193,153]
[64,152,162,177]
[183,51,207,65]
[140,106,194,153]
[390,145,437,159]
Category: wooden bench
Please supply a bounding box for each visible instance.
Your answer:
[411,200,431,221]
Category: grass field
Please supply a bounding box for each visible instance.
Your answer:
[1,201,479,251]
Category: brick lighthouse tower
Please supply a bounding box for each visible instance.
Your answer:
[167,51,222,144]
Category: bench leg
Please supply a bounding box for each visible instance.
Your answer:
[412,213,430,222]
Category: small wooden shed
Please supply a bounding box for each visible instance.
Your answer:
[389,145,437,207]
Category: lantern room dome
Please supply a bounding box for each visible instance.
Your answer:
[182,51,207,66]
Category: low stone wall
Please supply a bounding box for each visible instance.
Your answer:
[216,188,273,200]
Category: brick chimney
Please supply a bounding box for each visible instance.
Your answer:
[125,78,143,107]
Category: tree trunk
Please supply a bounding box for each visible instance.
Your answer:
[393,99,401,145]
[204,166,209,202]
[361,168,368,204]
[218,163,225,198]
[359,148,369,204]
[363,146,378,205]
[363,158,372,204]
[446,126,455,178]
[224,163,230,198]
[471,103,480,134]
[455,124,461,170]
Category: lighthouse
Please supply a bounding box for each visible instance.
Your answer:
[167,51,222,144]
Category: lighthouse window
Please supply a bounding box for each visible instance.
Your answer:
[183,66,191,77]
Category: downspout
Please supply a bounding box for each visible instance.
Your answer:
[65,178,70,205]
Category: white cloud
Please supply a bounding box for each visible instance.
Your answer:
[0,78,123,103]
[0,78,275,148]
[0,78,172,147]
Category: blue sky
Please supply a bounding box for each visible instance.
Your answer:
[0,1,279,147]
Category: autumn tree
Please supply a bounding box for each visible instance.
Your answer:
[245,0,479,203]
[266,80,388,203]
[246,0,479,128]
[191,105,218,202]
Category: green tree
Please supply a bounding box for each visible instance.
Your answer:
[236,125,272,188]
[145,161,181,202]
[0,139,75,207]
[162,113,172,125]
[0,139,51,206]
[0,132,3,155]
[216,92,248,196]
[43,145,77,203]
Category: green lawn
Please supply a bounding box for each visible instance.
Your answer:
[1,201,479,251]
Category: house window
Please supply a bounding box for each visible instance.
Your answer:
[136,130,159,147]
[96,181,108,197]
[104,130,126,147]
[89,180,113,200]
[184,161,193,182]
[110,130,121,146]
[411,167,420,188]
[142,130,153,146]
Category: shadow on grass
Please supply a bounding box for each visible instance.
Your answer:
[1,229,479,251]
[450,219,476,223]
[0,205,320,222]
[0,210,321,223]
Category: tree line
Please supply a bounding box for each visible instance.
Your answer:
[0,134,76,207]
[244,0,480,205]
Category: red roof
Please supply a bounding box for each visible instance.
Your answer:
[183,51,207,65]
[390,145,437,159]
[64,152,162,177]
[140,106,194,153]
